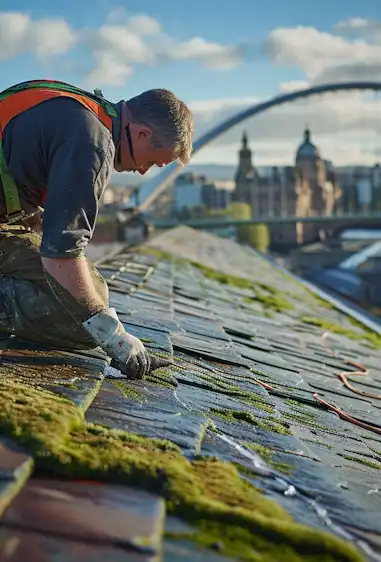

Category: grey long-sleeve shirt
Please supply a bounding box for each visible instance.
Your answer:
[0,96,116,258]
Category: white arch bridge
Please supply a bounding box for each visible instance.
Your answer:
[136,80,381,213]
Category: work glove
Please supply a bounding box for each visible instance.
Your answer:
[83,308,152,379]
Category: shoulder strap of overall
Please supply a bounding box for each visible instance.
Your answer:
[0,80,118,118]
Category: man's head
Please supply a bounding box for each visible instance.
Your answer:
[114,89,194,175]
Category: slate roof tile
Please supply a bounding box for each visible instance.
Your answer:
[1,226,381,561]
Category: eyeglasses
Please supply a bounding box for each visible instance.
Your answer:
[125,123,136,164]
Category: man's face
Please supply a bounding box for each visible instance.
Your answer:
[133,147,177,176]
[115,122,178,175]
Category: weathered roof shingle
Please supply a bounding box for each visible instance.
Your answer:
[1,226,381,561]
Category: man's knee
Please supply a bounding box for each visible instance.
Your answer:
[0,274,94,349]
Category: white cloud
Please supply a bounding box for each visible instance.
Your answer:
[170,37,243,70]
[0,9,244,85]
[84,11,243,86]
[189,90,381,167]
[193,139,380,168]
[29,19,77,57]
[127,14,163,37]
[279,80,309,93]
[189,96,259,127]
[335,18,381,39]
[0,12,76,60]
[105,9,162,35]
[85,17,156,86]
[336,18,371,31]
[85,52,134,87]
[188,96,260,142]
[265,25,381,84]
[315,62,381,84]
[1,10,379,169]
[192,18,381,167]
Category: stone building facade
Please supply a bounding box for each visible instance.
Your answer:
[232,129,341,246]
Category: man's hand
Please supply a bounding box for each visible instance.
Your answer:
[83,308,152,379]
[109,331,151,379]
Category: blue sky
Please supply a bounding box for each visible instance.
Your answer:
[1,1,380,166]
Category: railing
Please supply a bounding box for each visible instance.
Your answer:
[152,212,381,230]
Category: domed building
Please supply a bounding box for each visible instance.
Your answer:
[296,128,320,160]
[232,128,341,246]
[295,128,337,217]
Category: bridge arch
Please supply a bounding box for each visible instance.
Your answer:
[138,81,381,211]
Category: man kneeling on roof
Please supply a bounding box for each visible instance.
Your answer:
[0,80,194,379]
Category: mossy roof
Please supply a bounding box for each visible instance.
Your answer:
[1,225,381,561]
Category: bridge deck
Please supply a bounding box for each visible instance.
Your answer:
[153,212,381,230]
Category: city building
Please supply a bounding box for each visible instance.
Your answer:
[233,129,342,245]
[294,128,340,218]
[201,181,232,210]
[172,172,232,217]
[147,186,173,219]
[99,184,136,210]
[336,164,381,213]
[232,131,259,205]
[172,172,204,214]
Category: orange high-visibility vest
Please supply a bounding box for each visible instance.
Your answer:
[0,80,116,220]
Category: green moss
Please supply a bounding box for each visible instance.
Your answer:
[283,411,349,437]
[211,408,291,435]
[347,316,381,348]
[147,367,178,388]
[312,295,334,309]
[173,368,274,413]
[263,309,275,319]
[190,261,295,313]
[301,438,333,450]
[342,455,381,470]
[150,349,173,361]
[168,519,361,562]
[139,246,174,262]
[0,361,91,388]
[285,399,302,407]
[245,398,274,414]
[300,316,381,348]
[243,442,292,474]
[295,286,335,309]
[191,261,295,313]
[253,290,294,313]
[0,378,364,561]
[244,291,294,313]
[112,381,143,401]
[203,377,273,412]
[284,405,318,422]
[113,368,177,396]
[243,442,275,459]
[270,460,293,474]
[191,262,254,290]
[368,447,381,459]
[256,283,278,296]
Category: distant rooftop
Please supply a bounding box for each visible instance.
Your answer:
[1,226,380,561]
[296,128,320,160]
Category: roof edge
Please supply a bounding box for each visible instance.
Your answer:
[245,246,381,336]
